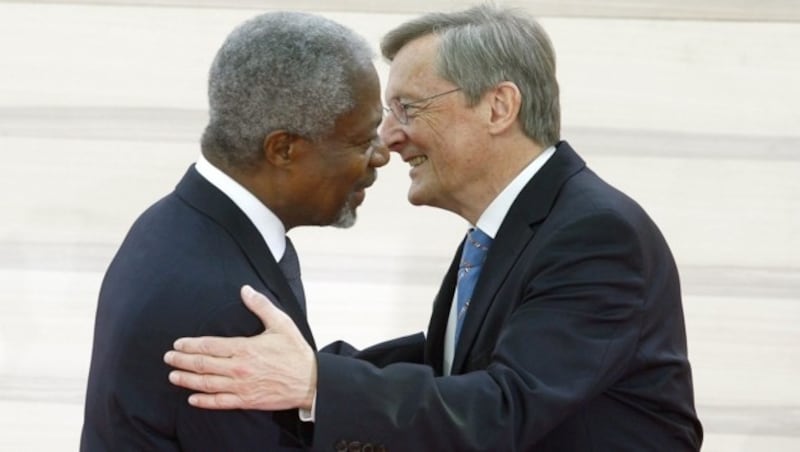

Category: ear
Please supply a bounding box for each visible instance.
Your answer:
[262,130,304,167]
[486,81,522,135]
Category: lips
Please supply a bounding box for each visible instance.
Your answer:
[360,169,377,191]
[352,188,366,207]
[351,170,377,207]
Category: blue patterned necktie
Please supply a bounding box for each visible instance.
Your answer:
[279,237,306,314]
[455,228,492,342]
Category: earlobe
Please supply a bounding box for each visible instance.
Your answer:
[488,82,522,135]
[263,131,298,167]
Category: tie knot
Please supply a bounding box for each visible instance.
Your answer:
[460,228,492,269]
[467,228,492,251]
[279,237,301,280]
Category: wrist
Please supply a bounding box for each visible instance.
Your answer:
[302,354,318,410]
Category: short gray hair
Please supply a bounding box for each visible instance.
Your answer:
[381,5,560,147]
[202,12,374,169]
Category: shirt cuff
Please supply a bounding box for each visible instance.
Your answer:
[298,391,317,423]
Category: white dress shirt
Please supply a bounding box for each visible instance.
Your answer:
[194,154,287,261]
[442,145,556,375]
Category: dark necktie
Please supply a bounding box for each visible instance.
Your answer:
[455,228,492,342]
[278,237,306,314]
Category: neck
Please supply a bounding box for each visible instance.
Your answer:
[458,140,544,224]
[204,152,296,230]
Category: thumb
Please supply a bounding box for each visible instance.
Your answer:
[240,284,287,331]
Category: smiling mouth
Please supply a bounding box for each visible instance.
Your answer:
[408,156,428,167]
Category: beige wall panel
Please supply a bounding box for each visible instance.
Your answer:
[1,2,797,451]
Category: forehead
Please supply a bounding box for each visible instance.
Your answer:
[385,34,444,98]
[332,65,383,141]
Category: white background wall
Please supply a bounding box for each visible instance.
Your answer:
[0,1,798,450]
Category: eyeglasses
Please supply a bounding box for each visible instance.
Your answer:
[384,87,462,125]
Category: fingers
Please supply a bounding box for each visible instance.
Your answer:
[168,369,233,394]
[172,335,237,357]
[167,370,242,410]
[187,392,245,410]
[169,285,279,357]
[164,349,235,376]
[170,286,286,359]
[240,284,290,332]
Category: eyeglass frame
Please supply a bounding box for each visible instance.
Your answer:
[384,87,463,125]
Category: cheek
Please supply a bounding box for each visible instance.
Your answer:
[429,147,463,187]
[412,122,467,177]
[437,127,487,181]
[319,162,363,201]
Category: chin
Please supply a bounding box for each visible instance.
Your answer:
[407,190,429,207]
[332,206,357,228]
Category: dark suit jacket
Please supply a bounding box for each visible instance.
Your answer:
[80,166,314,451]
[313,142,702,451]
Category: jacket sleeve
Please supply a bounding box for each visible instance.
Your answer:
[320,332,426,367]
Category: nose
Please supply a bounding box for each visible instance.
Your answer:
[367,141,390,168]
[379,112,406,156]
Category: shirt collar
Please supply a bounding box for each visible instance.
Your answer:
[475,145,557,238]
[194,154,287,260]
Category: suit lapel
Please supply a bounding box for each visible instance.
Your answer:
[174,165,316,350]
[451,142,585,372]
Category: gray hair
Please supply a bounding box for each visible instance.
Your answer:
[202,12,374,169]
[381,4,560,147]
